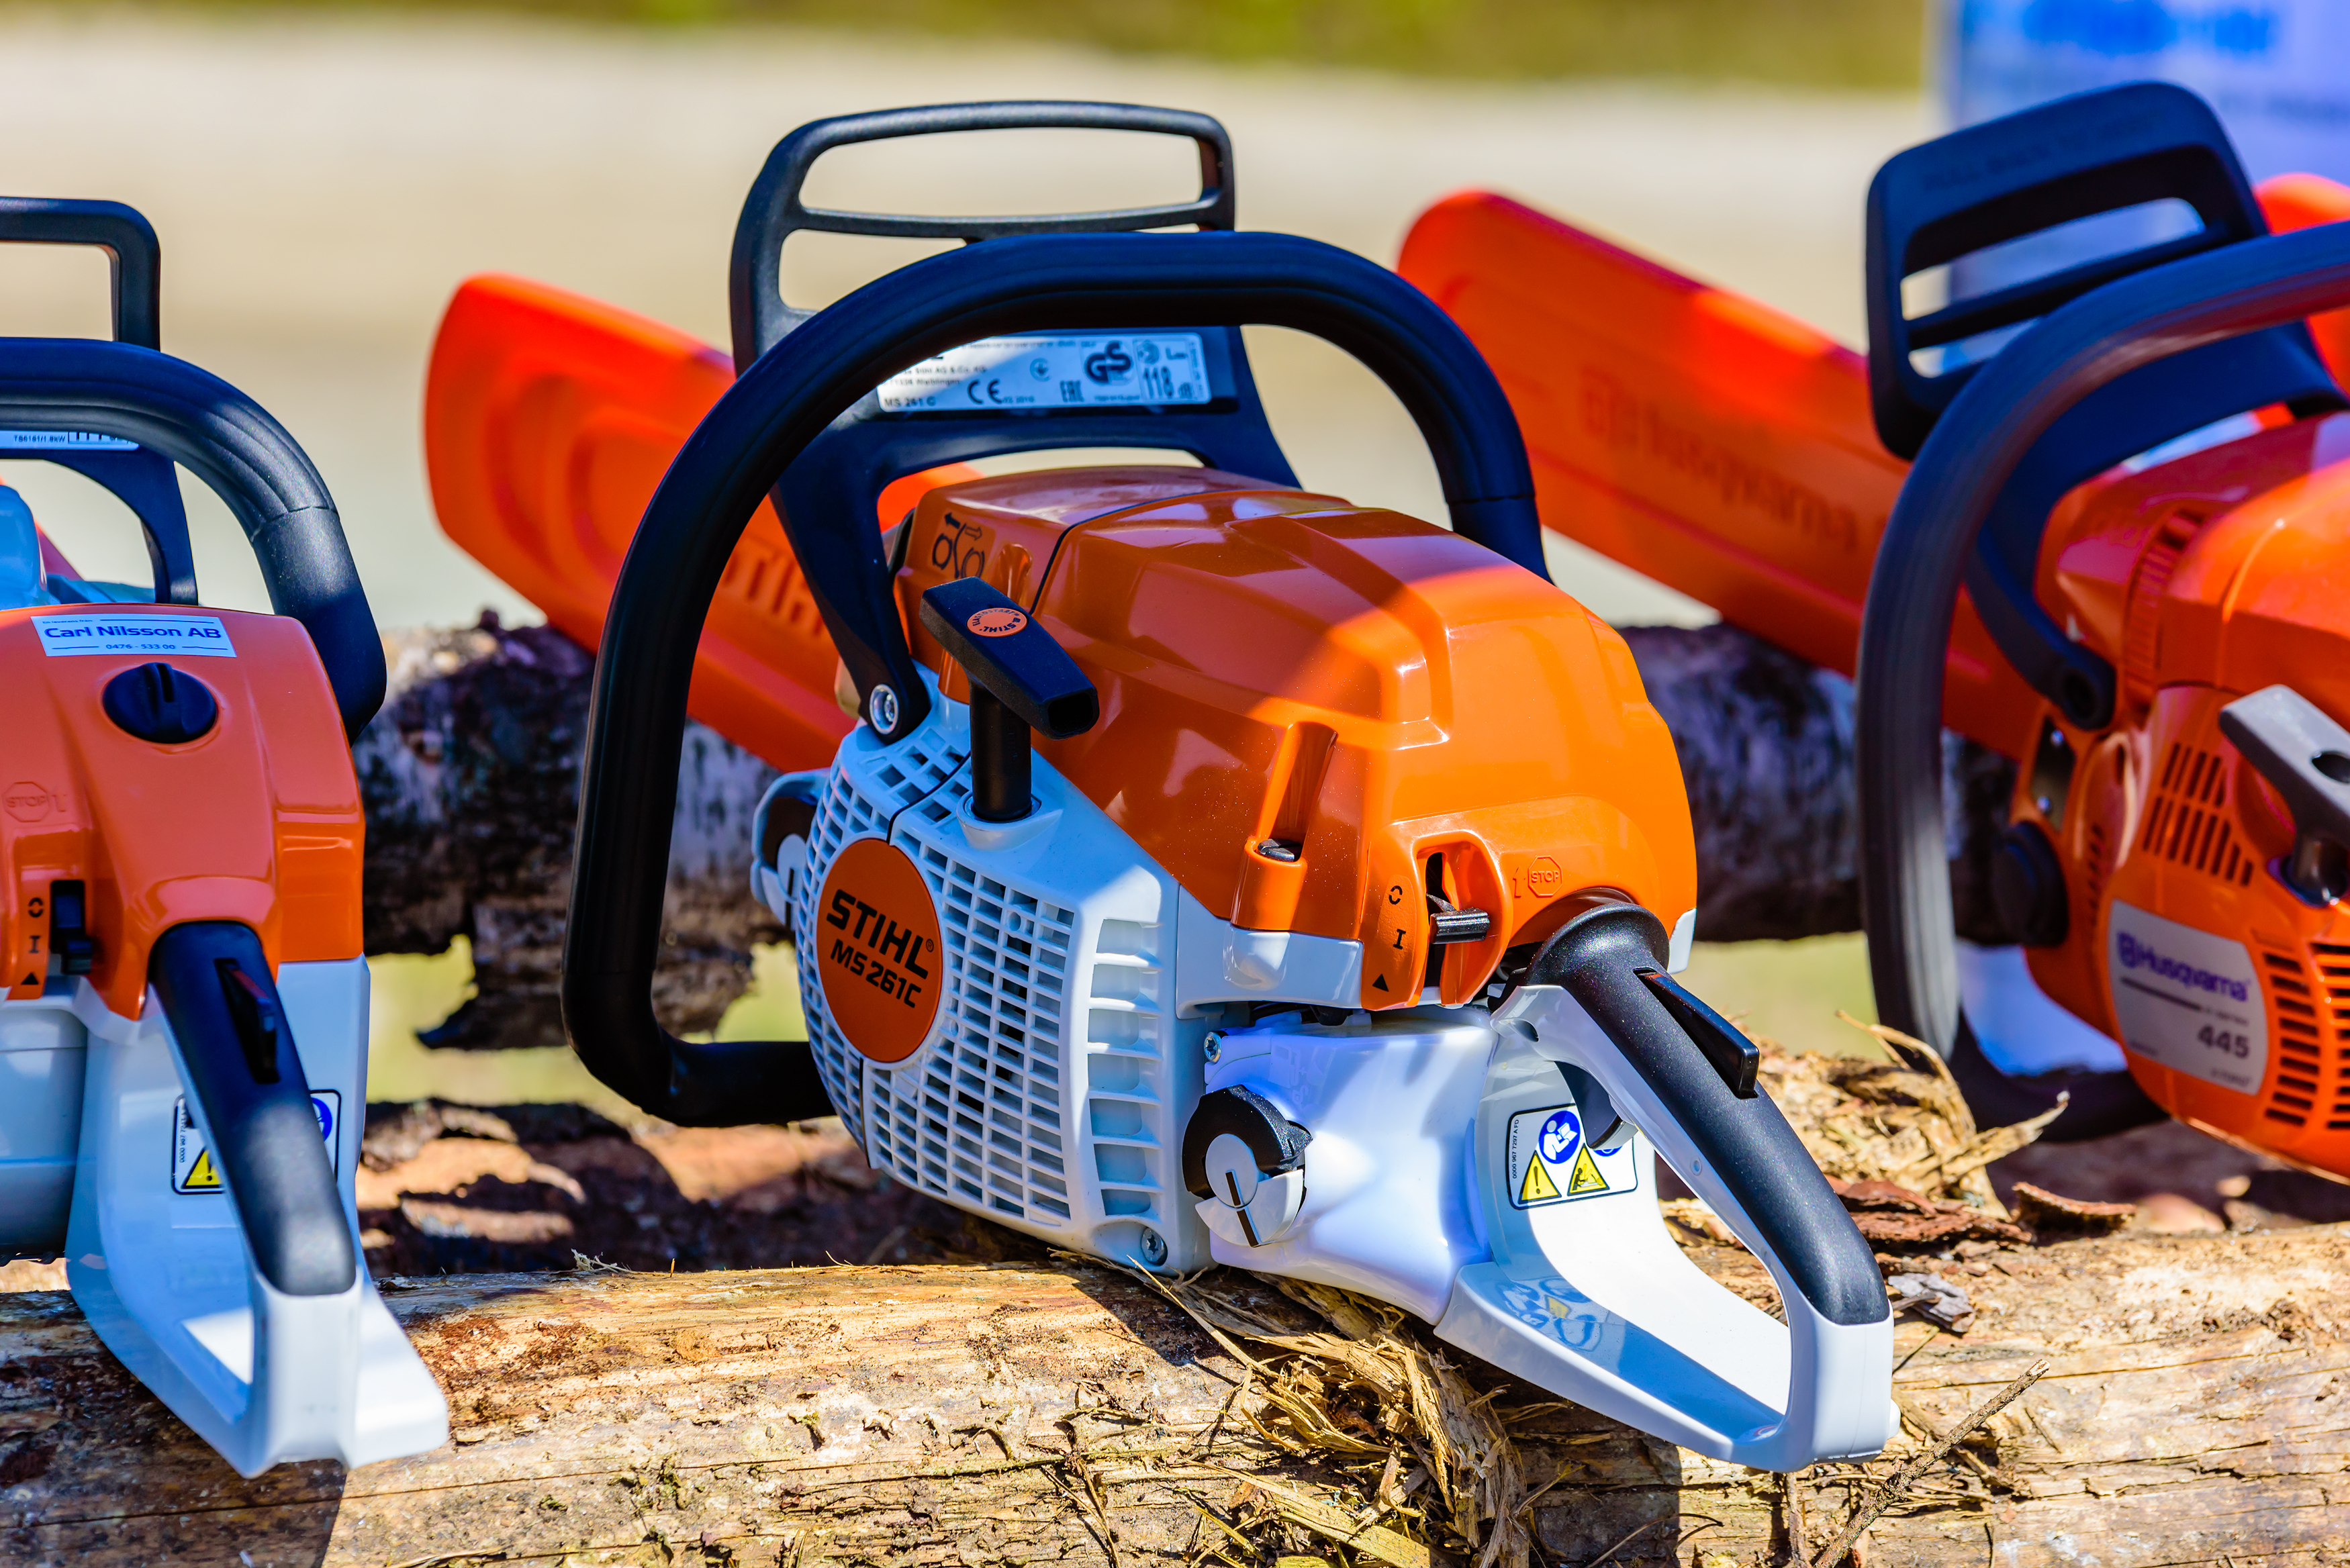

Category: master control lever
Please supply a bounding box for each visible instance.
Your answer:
[2220,685,2350,905]
[917,579,1100,821]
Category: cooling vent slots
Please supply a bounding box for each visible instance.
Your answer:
[2318,940,2350,1130]
[2122,511,2200,706]
[2141,742,2255,885]
[2260,947,2324,1127]
[869,863,1078,1223]
[2081,821,2110,916]
[1084,918,1168,1226]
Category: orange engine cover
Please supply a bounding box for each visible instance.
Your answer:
[892,468,1698,1011]
[0,606,365,1018]
[2012,413,2350,1169]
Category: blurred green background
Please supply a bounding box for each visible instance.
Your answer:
[154,0,1926,87]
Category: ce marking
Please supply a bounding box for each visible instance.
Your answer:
[968,378,1009,405]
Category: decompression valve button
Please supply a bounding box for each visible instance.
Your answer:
[1182,1085,1310,1248]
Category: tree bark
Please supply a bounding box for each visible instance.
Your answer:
[358,619,786,1050]
[0,1227,2343,1567]
[355,619,2016,1049]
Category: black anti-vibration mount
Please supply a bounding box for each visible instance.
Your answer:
[916,578,1099,821]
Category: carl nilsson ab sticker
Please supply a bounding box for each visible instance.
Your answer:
[34,613,236,659]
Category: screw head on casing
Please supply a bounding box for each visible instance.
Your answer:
[868,683,900,734]
[1139,1228,1168,1266]
[1202,1031,1222,1063]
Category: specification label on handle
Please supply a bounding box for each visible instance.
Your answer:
[878,333,1211,412]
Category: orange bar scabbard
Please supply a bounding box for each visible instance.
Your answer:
[424,274,972,771]
[2257,173,2350,384]
[1398,191,2037,760]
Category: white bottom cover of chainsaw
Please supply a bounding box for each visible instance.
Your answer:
[1199,995,1895,1472]
[28,959,451,1476]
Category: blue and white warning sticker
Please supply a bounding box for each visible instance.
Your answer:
[1506,1104,1638,1208]
[172,1091,338,1193]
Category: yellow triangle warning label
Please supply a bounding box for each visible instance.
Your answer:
[181,1149,221,1191]
[1519,1153,1561,1204]
[1565,1146,1609,1195]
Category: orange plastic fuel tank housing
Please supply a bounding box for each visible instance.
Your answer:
[423,273,972,771]
[1995,414,2350,1169]
[892,467,1699,1012]
[1397,175,2350,766]
[0,606,364,1020]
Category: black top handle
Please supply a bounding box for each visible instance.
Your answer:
[728,99,1235,369]
[0,338,385,739]
[0,195,200,606]
[1856,217,2350,1055]
[1865,83,2343,734]
[733,103,1296,567]
[565,228,1545,1126]
[0,196,161,349]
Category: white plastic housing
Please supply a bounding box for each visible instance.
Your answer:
[55,959,448,1476]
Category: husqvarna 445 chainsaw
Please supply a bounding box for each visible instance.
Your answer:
[430,104,1894,1469]
[1400,82,2350,1171]
[0,197,447,1473]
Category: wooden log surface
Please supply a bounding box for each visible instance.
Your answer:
[355,618,2018,1049]
[1,1225,2346,1568]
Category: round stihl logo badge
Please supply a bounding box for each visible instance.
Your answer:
[966,606,1027,638]
[814,838,944,1064]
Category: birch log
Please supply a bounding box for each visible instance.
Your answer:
[355,619,2016,1048]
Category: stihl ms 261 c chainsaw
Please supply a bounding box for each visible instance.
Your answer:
[1401,81,2350,1170]
[426,103,1895,1470]
[0,197,446,1474]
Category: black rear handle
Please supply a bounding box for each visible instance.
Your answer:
[1857,219,2350,1052]
[150,922,355,1298]
[1528,903,1886,1328]
[0,338,385,738]
[729,100,1236,369]
[0,196,162,349]
[566,228,1546,1126]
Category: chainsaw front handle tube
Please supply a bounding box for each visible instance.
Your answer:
[1864,85,2343,734]
[1857,219,2350,1052]
[567,228,1544,1126]
[728,99,1236,366]
[0,338,383,738]
[1458,903,1893,1469]
[147,922,355,1298]
[0,195,162,349]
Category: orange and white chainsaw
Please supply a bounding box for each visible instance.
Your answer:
[427,102,1897,1471]
[0,197,446,1473]
[1401,81,2350,1169]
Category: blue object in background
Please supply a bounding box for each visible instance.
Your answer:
[1938,1,2350,295]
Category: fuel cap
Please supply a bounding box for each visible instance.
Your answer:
[103,661,218,744]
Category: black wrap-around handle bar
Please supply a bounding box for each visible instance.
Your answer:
[565,228,1546,1125]
[0,338,385,739]
[1858,219,2350,1052]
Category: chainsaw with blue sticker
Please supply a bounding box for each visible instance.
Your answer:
[0,195,446,1475]
[518,103,1896,1470]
